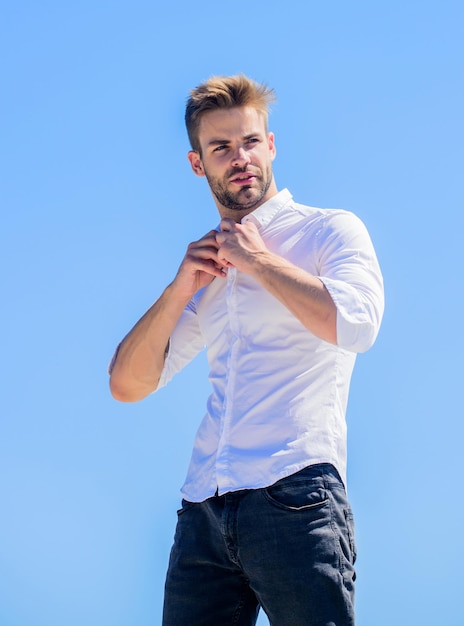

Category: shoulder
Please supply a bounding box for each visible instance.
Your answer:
[287,199,368,237]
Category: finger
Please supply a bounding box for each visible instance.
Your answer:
[216,246,235,268]
[197,260,227,277]
[186,245,221,264]
[182,254,226,278]
[215,231,227,246]
[198,231,221,248]
[219,218,236,232]
[188,238,219,256]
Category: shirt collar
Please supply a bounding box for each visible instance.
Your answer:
[242,188,293,229]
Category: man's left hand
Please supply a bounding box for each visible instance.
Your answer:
[216,218,267,273]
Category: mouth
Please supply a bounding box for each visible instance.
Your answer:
[230,173,257,186]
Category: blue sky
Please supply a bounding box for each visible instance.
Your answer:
[1,1,463,624]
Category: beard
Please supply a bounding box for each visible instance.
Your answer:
[204,164,273,212]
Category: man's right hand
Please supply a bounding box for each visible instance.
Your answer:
[171,229,227,299]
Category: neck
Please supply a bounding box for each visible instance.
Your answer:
[218,207,255,223]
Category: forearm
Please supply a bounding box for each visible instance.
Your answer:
[109,283,191,402]
[110,228,226,402]
[248,251,337,344]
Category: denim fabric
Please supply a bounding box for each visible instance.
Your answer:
[162,464,356,626]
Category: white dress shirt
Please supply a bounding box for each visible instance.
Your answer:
[157,189,384,501]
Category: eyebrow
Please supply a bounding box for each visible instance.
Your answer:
[207,138,230,147]
[206,133,262,148]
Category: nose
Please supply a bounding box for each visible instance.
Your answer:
[231,146,251,168]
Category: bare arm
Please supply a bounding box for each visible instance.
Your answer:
[109,229,226,402]
[215,218,337,344]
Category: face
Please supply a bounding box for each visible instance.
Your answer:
[188,106,277,217]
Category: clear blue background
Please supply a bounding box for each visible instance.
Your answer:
[1,1,463,624]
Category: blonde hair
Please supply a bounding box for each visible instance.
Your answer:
[185,74,276,153]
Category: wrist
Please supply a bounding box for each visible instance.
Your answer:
[164,280,194,308]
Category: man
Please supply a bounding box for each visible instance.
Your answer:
[109,74,384,626]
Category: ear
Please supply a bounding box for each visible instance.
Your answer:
[188,150,205,177]
[268,132,277,161]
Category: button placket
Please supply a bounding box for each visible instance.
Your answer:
[216,268,239,489]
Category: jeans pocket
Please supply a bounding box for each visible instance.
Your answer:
[263,475,329,512]
[343,507,357,564]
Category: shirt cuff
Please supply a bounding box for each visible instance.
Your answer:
[321,276,382,353]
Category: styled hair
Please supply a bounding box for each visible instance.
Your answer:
[185,74,276,153]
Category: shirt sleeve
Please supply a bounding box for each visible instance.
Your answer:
[317,211,384,353]
[156,299,206,390]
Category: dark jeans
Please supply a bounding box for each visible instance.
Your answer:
[163,464,356,626]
